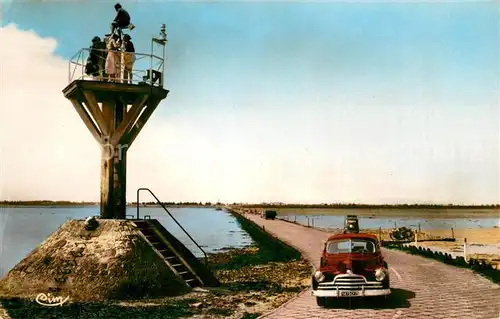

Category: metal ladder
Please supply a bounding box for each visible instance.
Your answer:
[133,219,203,287]
[135,188,209,287]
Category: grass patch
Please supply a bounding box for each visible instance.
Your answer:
[241,312,261,319]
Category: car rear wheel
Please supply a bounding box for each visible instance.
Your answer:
[316,297,326,307]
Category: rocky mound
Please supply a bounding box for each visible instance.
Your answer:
[0,219,189,301]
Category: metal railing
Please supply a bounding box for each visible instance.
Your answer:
[68,47,164,87]
[136,188,208,264]
[279,214,322,227]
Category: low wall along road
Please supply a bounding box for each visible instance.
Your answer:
[234,211,500,319]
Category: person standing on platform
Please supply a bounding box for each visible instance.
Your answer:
[93,37,107,79]
[85,37,100,78]
[85,36,106,80]
[105,34,122,82]
[122,34,136,84]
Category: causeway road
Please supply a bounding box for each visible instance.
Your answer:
[241,213,500,319]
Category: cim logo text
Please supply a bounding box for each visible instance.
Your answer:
[35,293,69,307]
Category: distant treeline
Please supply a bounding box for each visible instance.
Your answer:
[0,200,98,206]
[133,202,222,206]
[1,201,498,209]
[0,200,222,207]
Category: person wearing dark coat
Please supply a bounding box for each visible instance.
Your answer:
[106,3,135,39]
[85,36,106,79]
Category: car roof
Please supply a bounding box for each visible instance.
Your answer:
[327,233,378,241]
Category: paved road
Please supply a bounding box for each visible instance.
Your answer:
[242,213,500,319]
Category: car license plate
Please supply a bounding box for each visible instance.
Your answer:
[340,291,361,297]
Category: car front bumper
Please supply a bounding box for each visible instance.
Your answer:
[311,273,391,298]
[312,287,391,297]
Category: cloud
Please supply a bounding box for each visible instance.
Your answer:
[0,24,498,205]
[0,24,100,201]
[0,23,267,203]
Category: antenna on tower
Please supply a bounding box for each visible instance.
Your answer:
[151,23,168,87]
[160,24,167,42]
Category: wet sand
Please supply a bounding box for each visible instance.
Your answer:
[423,227,500,245]
[354,227,500,266]
[379,227,500,269]
[413,227,500,268]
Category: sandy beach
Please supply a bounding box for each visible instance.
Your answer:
[358,227,500,269]
[414,228,500,268]
[423,227,500,245]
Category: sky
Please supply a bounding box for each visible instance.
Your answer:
[0,1,499,204]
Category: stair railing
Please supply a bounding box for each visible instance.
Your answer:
[136,187,208,265]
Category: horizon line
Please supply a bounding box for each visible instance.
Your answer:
[1,200,499,208]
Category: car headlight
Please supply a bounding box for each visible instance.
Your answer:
[314,270,325,282]
[375,268,386,281]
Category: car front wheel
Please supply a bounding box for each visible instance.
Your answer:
[316,297,326,307]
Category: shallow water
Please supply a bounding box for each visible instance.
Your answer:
[278,213,499,230]
[0,206,253,278]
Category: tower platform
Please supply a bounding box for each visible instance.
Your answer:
[63,80,168,106]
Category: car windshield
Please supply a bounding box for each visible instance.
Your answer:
[326,238,377,254]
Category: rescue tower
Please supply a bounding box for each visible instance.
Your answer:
[0,30,220,297]
[62,25,168,219]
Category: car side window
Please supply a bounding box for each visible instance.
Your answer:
[365,241,375,253]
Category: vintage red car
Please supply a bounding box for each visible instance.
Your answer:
[311,232,391,306]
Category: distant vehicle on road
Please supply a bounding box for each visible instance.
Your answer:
[261,210,277,220]
[311,230,391,307]
[343,215,360,233]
